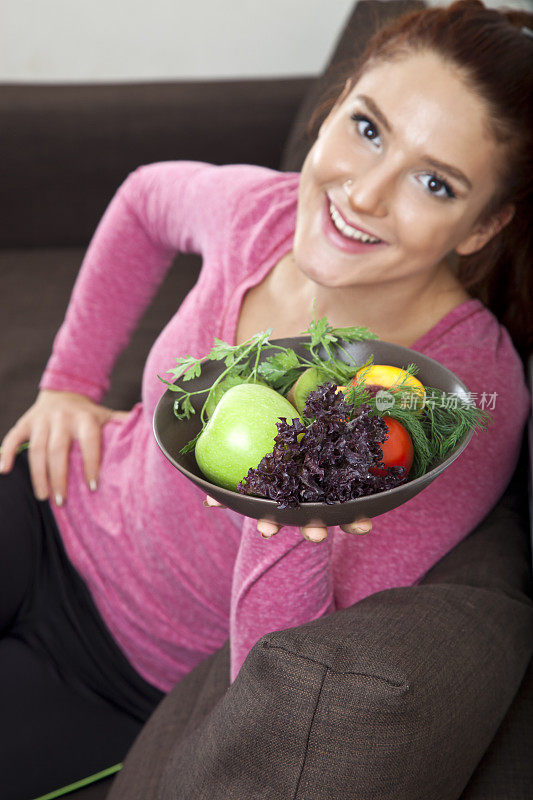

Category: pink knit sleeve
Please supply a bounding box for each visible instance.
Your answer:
[229,319,530,682]
[40,161,240,401]
[229,518,335,681]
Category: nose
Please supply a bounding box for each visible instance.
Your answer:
[343,162,392,218]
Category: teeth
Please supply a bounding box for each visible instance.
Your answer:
[329,203,381,244]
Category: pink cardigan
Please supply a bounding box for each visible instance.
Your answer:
[41,162,530,689]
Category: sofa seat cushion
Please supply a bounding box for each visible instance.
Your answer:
[0,247,201,437]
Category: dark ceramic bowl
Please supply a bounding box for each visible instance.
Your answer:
[153,337,473,526]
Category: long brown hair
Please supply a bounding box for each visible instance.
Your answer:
[308,1,533,360]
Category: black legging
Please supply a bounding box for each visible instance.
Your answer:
[0,452,164,800]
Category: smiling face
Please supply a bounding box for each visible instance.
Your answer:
[293,51,512,292]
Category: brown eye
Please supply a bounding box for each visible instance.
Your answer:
[351,113,382,147]
[428,177,444,192]
[419,173,456,199]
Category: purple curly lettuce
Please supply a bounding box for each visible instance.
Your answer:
[237,382,407,509]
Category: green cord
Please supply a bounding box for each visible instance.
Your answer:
[31,763,122,800]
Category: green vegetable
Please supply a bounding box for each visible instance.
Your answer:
[343,365,492,479]
[195,383,300,491]
[159,300,493,464]
[203,370,268,418]
[158,301,378,452]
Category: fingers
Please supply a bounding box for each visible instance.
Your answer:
[47,422,74,504]
[203,495,226,509]
[0,393,127,504]
[109,410,131,422]
[78,414,102,491]
[27,422,51,501]
[300,526,328,543]
[257,521,327,543]
[257,520,281,538]
[340,518,372,535]
[257,518,373,542]
[0,418,31,474]
[0,411,62,501]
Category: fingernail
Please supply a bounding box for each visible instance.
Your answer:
[89,479,98,492]
[55,493,63,507]
[257,521,278,537]
[306,533,326,543]
[0,456,5,473]
[351,522,371,534]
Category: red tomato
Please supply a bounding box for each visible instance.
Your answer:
[370,417,413,478]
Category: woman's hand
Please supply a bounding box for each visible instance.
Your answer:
[203,495,372,542]
[0,389,129,504]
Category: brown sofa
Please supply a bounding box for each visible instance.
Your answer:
[1,2,532,798]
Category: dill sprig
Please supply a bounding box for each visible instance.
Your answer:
[343,364,492,478]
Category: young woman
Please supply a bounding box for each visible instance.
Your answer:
[1,1,531,797]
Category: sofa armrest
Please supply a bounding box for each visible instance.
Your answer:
[109,586,532,800]
[0,77,313,248]
[109,479,533,800]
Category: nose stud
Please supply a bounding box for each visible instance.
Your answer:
[343,179,353,192]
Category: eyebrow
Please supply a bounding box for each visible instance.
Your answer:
[356,94,473,191]
[358,94,393,133]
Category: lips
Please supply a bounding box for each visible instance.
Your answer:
[327,198,383,243]
[321,197,387,254]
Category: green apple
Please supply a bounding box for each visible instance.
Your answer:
[203,372,268,418]
[195,383,299,491]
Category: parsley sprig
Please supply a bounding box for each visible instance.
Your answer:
[257,303,379,394]
[158,303,378,451]
[158,329,273,423]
